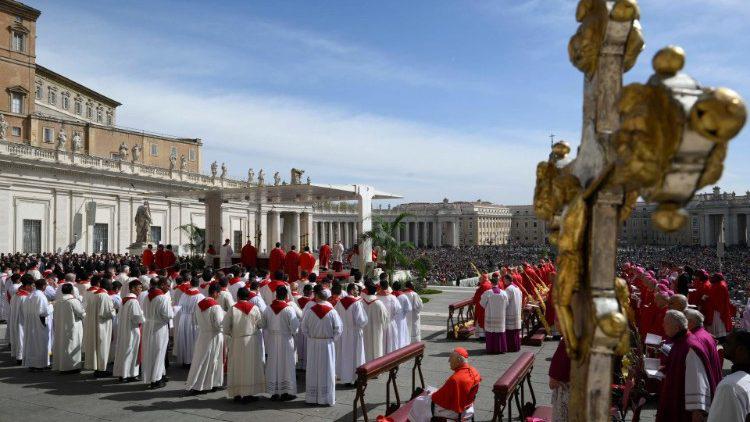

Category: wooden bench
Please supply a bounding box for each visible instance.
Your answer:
[447,297,475,340]
[492,352,537,422]
[352,342,426,422]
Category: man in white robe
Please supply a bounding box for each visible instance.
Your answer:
[186,284,226,394]
[83,282,116,376]
[23,279,52,370]
[707,330,750,422]
[52,283,85,373]
[335,283,367,385]
[295,284,315,370]
[361,282,389,362]
[81,277,103,361]
[108,280,123,363]
[376,280,402,353]
[113,280,145,382]
[480,281,508,354]
[9,276,30,364]
[223,287,266,402]
[262,284,300,401]
[117,266,131,298]
[227,267,245,300]
[217,277,235,312]
[4,272,20,343]
[504,275,523,352]
[54,273,82,301]
[392,282,412,348]
[220,238,234,269]
[174,279,204,367]
[302,284,343,406]
[142,278,174,389]
[403,281,423,343]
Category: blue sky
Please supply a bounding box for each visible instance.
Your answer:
[29,0,750,204]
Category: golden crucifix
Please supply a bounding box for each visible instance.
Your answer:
[533,1,746,421]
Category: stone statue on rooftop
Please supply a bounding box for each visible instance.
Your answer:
[273,171,281,186]
[291,168,304,184]
[118,142,128,159]
[220,162,227,179]
[247,168,255,184]
[72,132,83,152]
[132,144,142,162]
[0,112,8,141]
[210,161,218,178]
[169,155,176,170]
[56,127,67,150]
[258,169,265,186]
[180,155,187,171]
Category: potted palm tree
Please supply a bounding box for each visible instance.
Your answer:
[175,223,205,270]
[360,212,413,282]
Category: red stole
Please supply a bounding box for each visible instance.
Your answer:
[122,295,137,305]
[298,297,313,309]
[328,295,340,307]
[340,296,359,310]
[311,303,333,319]
[184,288,201,296]
[16,289,29,297]
[392,290,403,297]
[233,300,255,315]
[198,297,217,311]
[177,284,190,293]
[270,300,288,315]
[87,286,99,293]
[248,291,258,299]
[229,277,243,286]
[148,288,164,300]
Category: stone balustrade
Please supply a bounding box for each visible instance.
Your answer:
[0,140,248,188]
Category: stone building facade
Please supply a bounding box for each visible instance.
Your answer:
[0,0,202,173]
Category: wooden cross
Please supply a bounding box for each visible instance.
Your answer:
[532,1,746,421]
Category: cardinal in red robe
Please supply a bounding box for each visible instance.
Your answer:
[318,243,331,270]
[154,244,168,270]
[240,240,258,269]
[142,245,155,270]
[299,246,316,274]
[269,243,286,274]
[284,246,301,282]
[472,274,492,337]
[705,273,734,338]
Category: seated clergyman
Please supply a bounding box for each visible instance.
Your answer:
[408,347,482,422]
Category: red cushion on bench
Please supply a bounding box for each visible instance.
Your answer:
[386,392,427,422]
[357,342,425,377]
[449,297,474,311]
[493,352,535,401]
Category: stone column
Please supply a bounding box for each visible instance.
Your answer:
[205,192,223,255]
[452,219,460,247]
[291,211,301,248]
[435,219,442,248]
[257,209,268,255]
[0,184,12,252]
[356,185,374,272]
[269,211,281,250]
[352,222,358,245]
[413,222,420,248]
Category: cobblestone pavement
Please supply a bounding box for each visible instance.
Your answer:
[0,286,656,421]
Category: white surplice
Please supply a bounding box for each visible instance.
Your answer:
[112,294,145,379]
[377,293,402,353]
[295,297,315,369]
[22,289,52,368]
[141,291,174,384]
[185,300,225,391]
[335,297,367,384]
[174,289,204,364]
[220,244,233,269]
[52,294,85,371]
[4,280,19,344]
[504,284,523,331]
[218,289,235,312]
[223,301,266,397]
[707,370,750,422]
[361,294,389,362]
[9,289,27,361]
[109,293,122,363]
[83,290,115,371]
[395,293,412,348]
[403,289,423,343]
[261,302,299,396]
[302,302,343,405]
[480,288,508,334]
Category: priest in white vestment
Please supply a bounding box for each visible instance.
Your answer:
[223,287,266,402]
[302,284,343,405]
[108,281,123,363]
[261,285,300,401]
[83,284,116,376]
[480,281,508,354]
[9,278,31,364]
[392,282,412,348]
[220,239,234,269]
[52,284,85,372]
[376,280,402,354]
[295,284,315,370]
[402,281,423,343]
[504,275,524,352]
[217,277,235,312]
[23,279,52,370]
[174,280,204,366]
[142,279,174,389]
[335,283,367,385]
[4,274,21,345]
[113,280,145,382]
[361,283,389,362]
[186,285,226,393]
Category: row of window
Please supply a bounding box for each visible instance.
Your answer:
[35,82,113,125]
[146,143,197,161]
